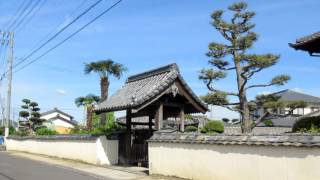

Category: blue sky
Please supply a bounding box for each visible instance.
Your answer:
[0,0,319,123]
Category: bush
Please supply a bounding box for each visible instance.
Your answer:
[35,128,57,136]
[12,129,29,136]
[263,120,273,127]
[185,126,198,132]
[91,122,123,136]
[69,126,90,135]
[0,126,17,136]
[201,120,224,134]
[292,116,320,133]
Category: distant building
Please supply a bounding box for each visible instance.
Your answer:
[41,108,77,134]
[252,89,320,130]
[254,89,320,118]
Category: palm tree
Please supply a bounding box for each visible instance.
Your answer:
[75,94,100,130]
[84,60,127,125]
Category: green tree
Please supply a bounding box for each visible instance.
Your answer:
[75,94,100,130]
[84,60,127,125]
[18,99,45,133]
[199,2,305,133]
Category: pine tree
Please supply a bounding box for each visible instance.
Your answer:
[19,99,45,133]
[200,2,306,133]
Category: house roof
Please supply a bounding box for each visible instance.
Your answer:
[48,114,77,126]
[41,108,74,119]
[273,89,320,104]
[257,110,320,128]
[289,31,320,55]
[95,63,208,113]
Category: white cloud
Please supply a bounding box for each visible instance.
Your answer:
[56,89,67,95]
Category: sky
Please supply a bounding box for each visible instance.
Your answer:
[0,0,319,123]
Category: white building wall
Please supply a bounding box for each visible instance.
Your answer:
[6,136,118,165]
[149,142,320,180]
[52,119,74,128]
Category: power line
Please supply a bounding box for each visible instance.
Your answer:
[13,0,123,74]
[6,0,34,31]
[29,0,89,52]
[12,0,104,70]
[2,0,28,30]
[14,0,46,34]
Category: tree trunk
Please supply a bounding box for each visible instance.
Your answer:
[100,77,109,126]
[86,106,93,130]
[234,53,253,134]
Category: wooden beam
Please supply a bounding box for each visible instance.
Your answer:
[180,106,185,132]
[131,122,154,125]
[155,102,163,130]
[149,115,153,133]
[126,109,132,132]
[125,109,132,164]
[175,81,207,113]
[162,102,184,108]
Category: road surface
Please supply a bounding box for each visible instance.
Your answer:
[0,152,107,180]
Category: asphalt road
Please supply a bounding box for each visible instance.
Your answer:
[0,152,108,180]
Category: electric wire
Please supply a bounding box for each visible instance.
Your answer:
[1,0,28,30]
[6,0,35,31]
[12,0,104,69]
[15,0,47,34]
[13,0,123,75]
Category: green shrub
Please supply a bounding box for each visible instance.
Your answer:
[35,128,57,136]
[91,122,123,136]
[69,126,90,135]
[201,120,224,134]
[0,126,17,136]
[263,120,273,127]
[292,116,320,133]
[12,129,29,136]
[185,126,198,132]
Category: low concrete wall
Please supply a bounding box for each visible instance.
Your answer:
[148,133,320,180]
[6,135,118,165]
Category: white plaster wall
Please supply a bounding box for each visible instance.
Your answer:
[6,136,118,165]
[52,119,74,128]
[149,142,320,180]
[41,112,71,121]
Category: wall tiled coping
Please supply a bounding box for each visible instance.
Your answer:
[148,131,320,148]
[7,135,99,141]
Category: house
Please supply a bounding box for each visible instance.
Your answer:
[41,108,77,134]
[289,31,320,56]
[254,89,320,129]
[254,89,320,117]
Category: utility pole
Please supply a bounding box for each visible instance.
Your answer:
[4,32,13,137]
[0,31,5,127]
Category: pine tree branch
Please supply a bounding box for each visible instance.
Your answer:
[206,79,239,96]
[251,111,269,128]
[215,104,243,113]
[245,82,276,90]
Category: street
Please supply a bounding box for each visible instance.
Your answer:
[0,152,107,180]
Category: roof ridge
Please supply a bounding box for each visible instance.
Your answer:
[296,31,320,43]
[127,63,179,83]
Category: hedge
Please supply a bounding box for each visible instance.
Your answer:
[292,116,320,133]
[201,120,224,133]
[185,126,198,132]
